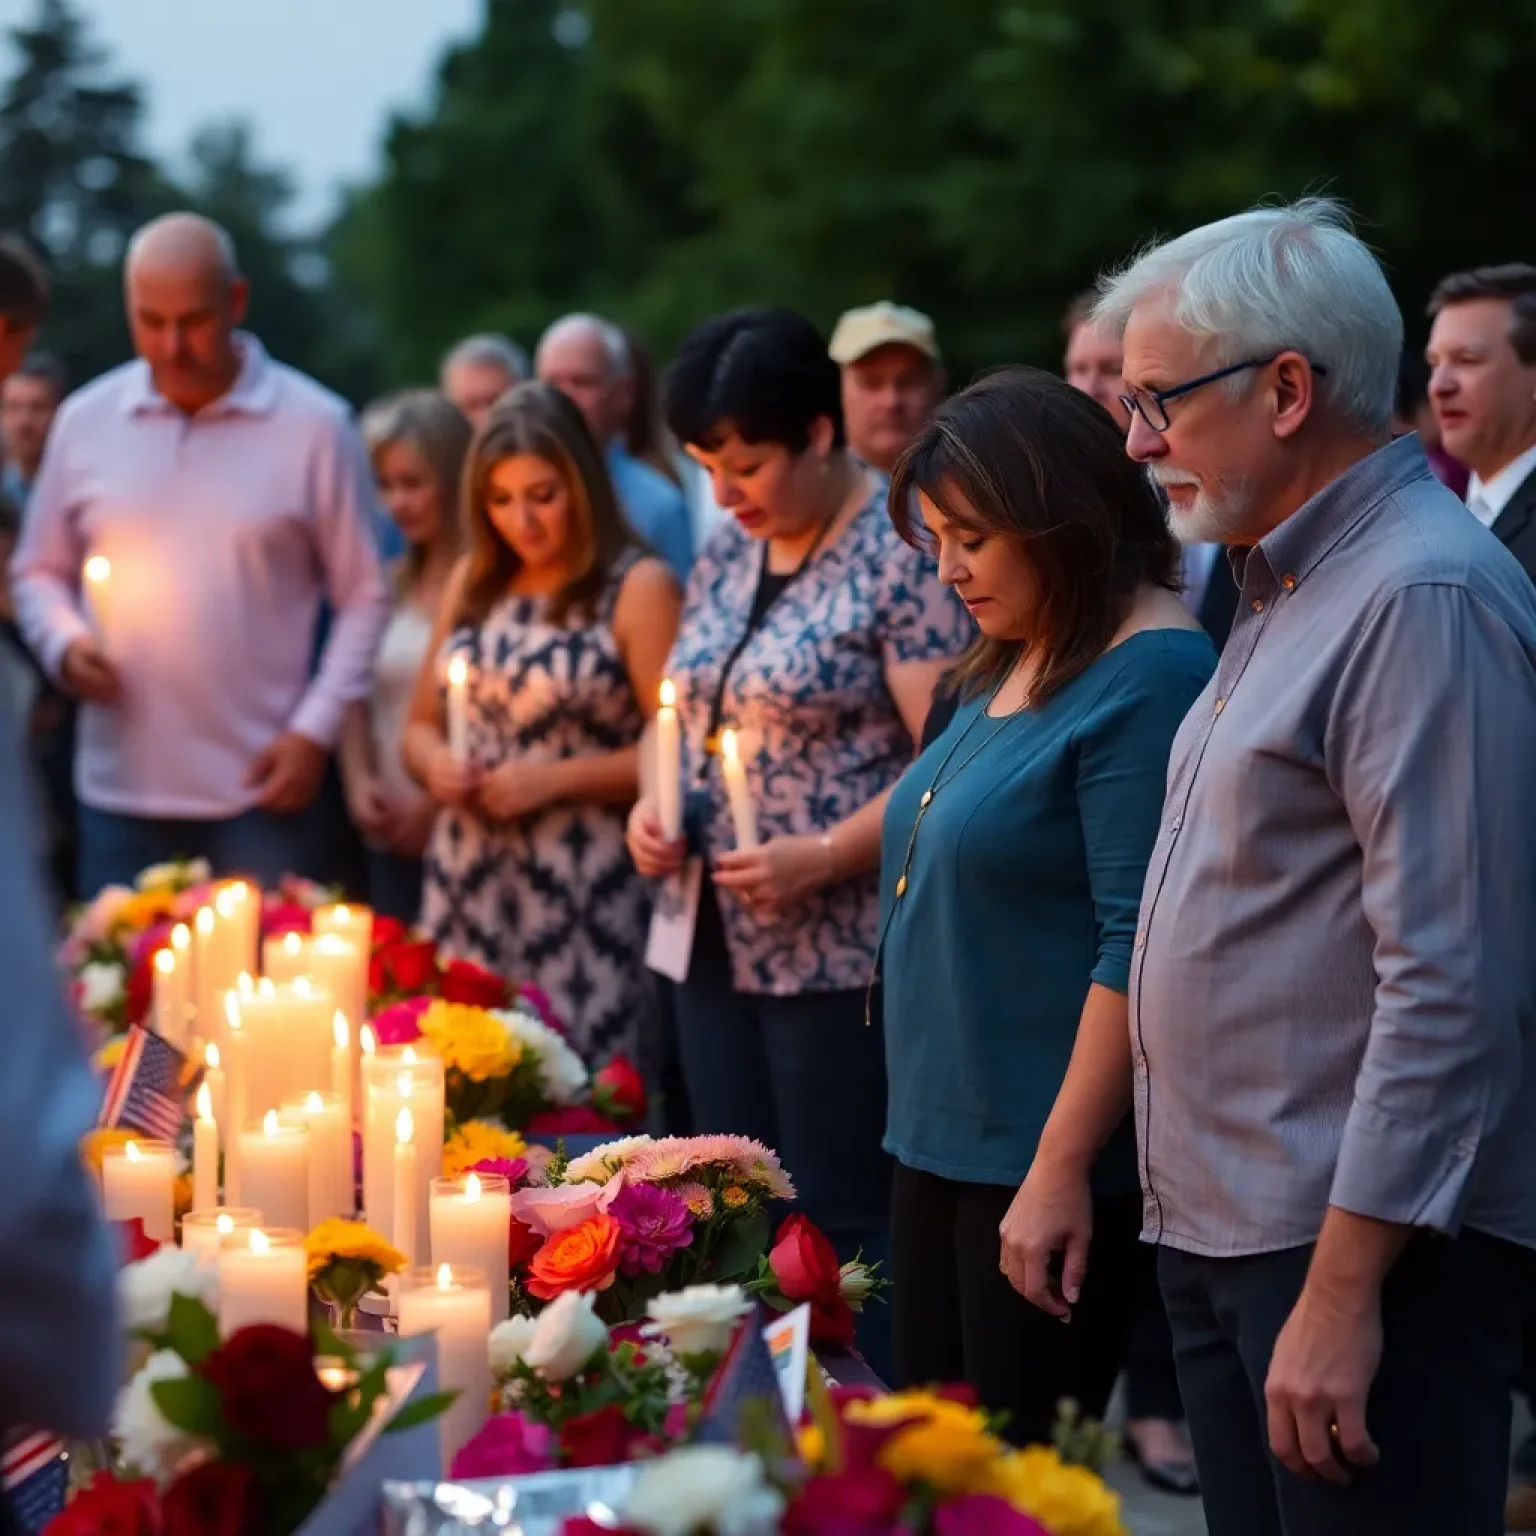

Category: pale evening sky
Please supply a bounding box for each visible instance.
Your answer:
[0,0,483,228]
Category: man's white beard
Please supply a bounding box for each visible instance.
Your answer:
[1152,467,1259,546]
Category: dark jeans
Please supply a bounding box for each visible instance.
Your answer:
[1519,1312,1536,1479]
[890,1163,1142,1447]
[366,849,423,925]
[671,881,891,1377]
[78,802,329,894]
[1160,1230,1531,1536]
[1123,1241,1185,1421]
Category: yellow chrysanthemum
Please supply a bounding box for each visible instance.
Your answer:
[80,1126,136,1175]
[796,1424,826,1468]
[991,1448,1127,1536]
[418,1000,522,1082]
[722,1185,749,1209]
[845,1392,1005,1496]
[93,1036,128,1073]
[443,1119,528,1178]
[114,889,178,934]
[304,1218,407,1281]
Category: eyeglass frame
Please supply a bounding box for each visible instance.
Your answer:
[1119,354,1329,434]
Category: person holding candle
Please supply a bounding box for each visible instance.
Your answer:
[624,308,969,1372]
[341,391,473,923]
[403,383,680,1065]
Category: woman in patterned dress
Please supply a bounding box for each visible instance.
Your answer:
[624,309,971,1369]
[402,382,681,1066]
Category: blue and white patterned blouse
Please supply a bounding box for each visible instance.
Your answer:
[666,488,970,995]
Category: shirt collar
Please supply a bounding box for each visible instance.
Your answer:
[121,332,279,419]
[1467,440,1536,521]
[1254,434,1432,592]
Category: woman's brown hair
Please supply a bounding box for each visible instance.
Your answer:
[890,366,1181,705]
[456,381,634,628]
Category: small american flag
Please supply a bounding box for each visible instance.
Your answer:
[2,1430,67,1534]
[693,1304,793,1453]
[98,1025,192,1141]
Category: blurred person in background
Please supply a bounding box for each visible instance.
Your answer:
[440,332,528,432]
[404,383,680,1065]
[1428,264,1536,585]
[1063,291,1129,419]
[1392,349,1468,496]
[620,325,681,485]
[341,390,472,923]
[829,301,945,482]
[1,351,66,510]
[537,313,694,580]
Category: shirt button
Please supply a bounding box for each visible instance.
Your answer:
[1251,598,1265,613]
[1213,696,1226,715]
[1282,573,1297,590]
[1168,815,1182,834]
[1134,930,1146,951]
[895,875,908,899]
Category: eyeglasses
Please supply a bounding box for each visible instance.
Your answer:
[1119,355,1329,434]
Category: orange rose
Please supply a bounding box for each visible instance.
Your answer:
[525,1213,622,1300]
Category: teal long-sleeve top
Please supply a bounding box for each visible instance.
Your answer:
[880,628,1216,1189]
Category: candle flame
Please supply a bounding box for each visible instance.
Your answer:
[305,1091,324,1113]
[659,677,676,709]
[237,971,254,995]
[205,1042,221,1069]
[316,934,350,955]
[436,1262,452,1290]
[402,1045,418,1064]
[333,1011,348,1049]
[215,1213,234,1235]
[195,907,214,935]
[229,881,249,901]
[171,923,190,951]
[283,932,303,955]
[84,555,111,584]
[360,1023,376,1056]
[215,887,238,918]
[396,1106,414,1144]
[465,1172,482,1203]
[333,904,352,923]
[196,1082,213,1121]
[154,948,175,976]
[396,1071,413,1098]
[446,654,469,686]
[263,1109,280,1136]
[125,1139,141,1163]
[257,977,275,998]
[293,978,313,998]
[250,1229,270,1256]
[720,726,741,763]
[224,993,242,1031]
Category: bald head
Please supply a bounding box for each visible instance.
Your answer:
[535,313,632,444]
[125,213,247,414]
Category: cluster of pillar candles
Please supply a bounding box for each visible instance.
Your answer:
[95,887,510,1462]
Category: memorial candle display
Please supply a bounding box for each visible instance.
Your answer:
[223,998,248,1204]
[101,1139,176,1241]
[82,555,111,640]
[238,977,335,1116]
[331,1012,352,1125]
[362,1049,444,1256]
[181,1206,260,1261]
[261,929,309,985]
[282,1090,351,1224]
[216,881,258,980]
[446,654,471,764]
[218,1227,307,1335]
[307,935,367,1063]
[655,678,682,840]
[719,728,759,848]
[393,1108,418,1265]
[312,901,374,960]
[202,1041,226,1130]
[397,1263,491,1465]
[193,907,219,1042]
[152,941,191,1049]
[193,1082,219,1212]
[430,1172,511,1325]
[238,1111,310,1232]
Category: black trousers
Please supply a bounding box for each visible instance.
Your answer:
[890,1163,1142,1446]
[1160,1230,1531,1536]
[1123,1240,1185,1421]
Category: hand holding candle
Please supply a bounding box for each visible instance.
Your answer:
[719,727,759,849]
[655,678,683,841]
[446,654,471,764]
[82,555,112,641]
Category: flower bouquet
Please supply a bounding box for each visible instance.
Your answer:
[747,1215,887,1349]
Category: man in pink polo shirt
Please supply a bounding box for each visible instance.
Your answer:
[13,213,388,892]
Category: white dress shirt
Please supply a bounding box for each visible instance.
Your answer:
[1466,440,1536,530]
[12,335,389,818]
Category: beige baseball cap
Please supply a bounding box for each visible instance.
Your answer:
[829,301,941,366]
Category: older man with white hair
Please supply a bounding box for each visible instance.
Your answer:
[439,332,528,430]
[12,212,388,891]
[536,312,693,578]
[1001,199,1536,1534]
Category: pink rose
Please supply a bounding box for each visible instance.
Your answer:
[261,901,313,938]
[371,995,432,1046]
[510,1172,624,1237]
[450,1412,555,1480]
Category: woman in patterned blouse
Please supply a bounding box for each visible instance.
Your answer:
[625,309,970,1367]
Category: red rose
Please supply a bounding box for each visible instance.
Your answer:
[383,939,441,994]
[592,1056,646,1121]
[809,1294,856,1348]
[116,1218,162,1265]
[439,959,511,1008]
[123,951,157,1031]
[508,1213,545,1271]
[45,1472,161,1536]
[783,1467,906,1536]
[561,1520,645,1536]
[370,915,409,952]
[198,1325,337,1452]
[556,1404,649,1468]
[160,1462,259,1536]
[769,1215,843,1304]
[526,1106,620,1136]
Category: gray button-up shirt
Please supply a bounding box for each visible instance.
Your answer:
[1132,435,1536,1257]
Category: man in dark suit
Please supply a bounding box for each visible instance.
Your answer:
[1427,264,1536,584]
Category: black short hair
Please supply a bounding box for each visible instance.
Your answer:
[0,237,49,330]
[663,307,844,453]
[11,350,66,399]
[1427,264,1536,364]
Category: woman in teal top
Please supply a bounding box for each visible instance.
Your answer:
[879,368,1215,1444]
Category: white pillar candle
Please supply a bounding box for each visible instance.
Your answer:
[238,1111,310,1233]
[330,1011,353,1126]
[261,929,310,985]
[193,907,219,1043]
[655,678,683,841]
[101,1139,176,1241]
[152,942,192,1049]
[393,1108,418,1266]
[445,654,471,764]
[82,554,112,641]
[719,728,759,849]
[397,1263,491,1466]
[218,1227,308,1335]
[430,1173,511,1326]
[239,978,336,1118]
[283,1090,352,1224]
[222,881,260,977]
[308,936,366,1062]
[202,1042,227,1136]
[169,921,193,1037]
[181,1206,261,1261]
[361,1049,444,1258]
[312,902,374,960]
[223,998,248,1204]
[193,1083,219,1212]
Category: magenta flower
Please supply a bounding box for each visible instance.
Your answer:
[371,995,432,1045]
[933,1497,1050,1536]
[449,1412,554,1480]
[608,1182,694,1276]
[470,1156,530,1188]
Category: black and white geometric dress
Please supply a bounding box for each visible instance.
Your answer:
[421,554,651,1066]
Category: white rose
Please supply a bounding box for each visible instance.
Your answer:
[522,1290,608,1382]
[625,1447,784,1536]
[488,1313,540,1376]
[566,1136,654,1183]
[113,1350,202,1485]
[118,1246,221,1336]
[79,961,126,1015]
[642,1284,753,1358]
[500,1007,589,1104]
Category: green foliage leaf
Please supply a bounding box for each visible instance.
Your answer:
[709,1209,771,1283]
[164,1292,222,1367]
[150,1373,224,1437]
[385,1389,460,1435]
